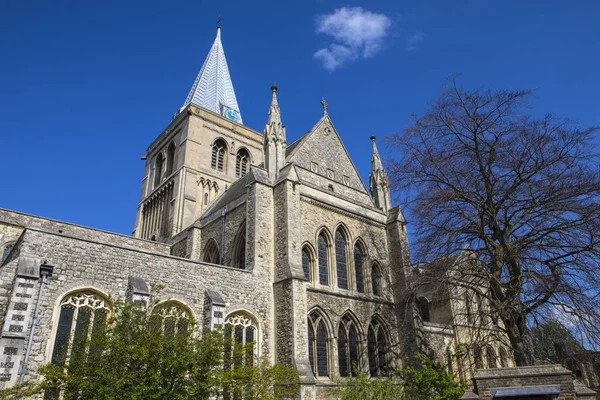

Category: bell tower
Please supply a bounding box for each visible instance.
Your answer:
[132,27,264,242]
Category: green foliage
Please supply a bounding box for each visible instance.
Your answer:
[1,296,299,399]
[333,354,465,400]
[532,319,585,363]
[329,370,404,400]
[401,354,466,400]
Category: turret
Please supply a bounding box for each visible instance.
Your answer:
[264,86,286,181]
[369,136,391,213]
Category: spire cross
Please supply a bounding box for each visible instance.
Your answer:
[321,98,328,115]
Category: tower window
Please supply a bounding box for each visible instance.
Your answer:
[235,149,250,178]
[154,153,164,187]
[204,192,208,205]
[166,141,176,176]
[211,139,227,172]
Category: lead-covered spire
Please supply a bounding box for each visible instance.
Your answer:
[181,27,243,124]
[369,136,391,213]
[264,86,286,181]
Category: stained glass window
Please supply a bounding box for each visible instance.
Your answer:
[152,301,191,336]
[335,230,348,289]
[367,320,387,377]
[371,264,382,296]
[302,247,311,280]
[354,245,364,293]
[338,316,360,377]
[318,233,328,285]
[308,312,329,377]
[50,292,110,369]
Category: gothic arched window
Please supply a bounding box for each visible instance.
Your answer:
[417,297,431,322]
[50,291,110,368]
[211,139,227,172]
[486,346,497,369]
[232,223,246,269]
[367,320,388,377]
[499,347,509,368]
[224,312,258,367]
[166,141,176,176]
[474,345,484,370]
[151,301,192,336]
[302,246,313,281]
[235,148,250,178]
[353,243,365,293]
[154,153,164,187]
[1,242,15,264]
[371,263,382,296]
[338,315,360,377]
[318,232,329,285]
[203,239,221,264]
[308,311,329,377]
[335,229,348,289]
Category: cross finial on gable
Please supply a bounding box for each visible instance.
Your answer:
[321,98,328,115]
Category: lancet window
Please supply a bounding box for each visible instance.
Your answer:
[335,229,348,289]
[166,141,176,176]
[486,346,497,369]
[203,239,221,264]
[154,153,164,187]
[338,315,360,377]
[211,139,227,172]
[367,320,388,377]
[417,297,431,322]
[353,244,365,293]
[232,223,246,269]
[371,263,382,296]
[318,233,329,285]
[1,242,15,264]
[308,311,329,377]
[302,246,313,281]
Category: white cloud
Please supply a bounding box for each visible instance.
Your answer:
[314,7,392,71]
[406,31,425,51]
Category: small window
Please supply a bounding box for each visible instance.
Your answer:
[211,139,227,172]
[166,142,176,176]
[235,149,250,178]
[417,297,430,322]
[1,242,15,264]
[302,246,312,281]
[371,263,382,296]
[154,153,164,187]
[204,192,209,205]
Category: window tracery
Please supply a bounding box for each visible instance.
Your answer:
[224,312,258,366]
[235,149,249,178]
[367,319,388,377]
[232,223,246,269]
[203,239,221,264]
[151,301,191,335]
[338,315,360,377]
[211,139,227,172]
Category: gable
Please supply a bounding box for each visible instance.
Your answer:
[286,115,374,206]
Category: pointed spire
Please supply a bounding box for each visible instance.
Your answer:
[264,86,286,181]
[371,135,382,171]
[181,27,243,124]
[267,85,281,125]
[369,136,391,213]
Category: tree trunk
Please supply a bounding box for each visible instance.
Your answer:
[504,312,536,366]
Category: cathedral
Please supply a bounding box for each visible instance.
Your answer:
[0,27,514,398]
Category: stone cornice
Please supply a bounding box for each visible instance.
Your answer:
[300,196,386,229]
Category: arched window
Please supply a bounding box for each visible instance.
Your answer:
[417,297,431,322]
[232,223,246,269]
[50,291,110,368]
[335,229,348,290]
[486,346,497,369]
[224,312,258,367]
[353,244,365,293]
[302,246,313,281]
[203,239,220,264]
[318,232,329,285]
[473,345,483,370]
[204,192,209,205]
[1,242,15,264]
[464,293,473,326]
[308,311,329,377]
[151,301,192,336]
[371,263,382,296]
[475,293,488,326]
[166,141,176,176]
[499,347,509,368]
[154,153,164,187]
[338,315,360,377]
[235,149,250,178]
[211,139,227,172]
[367,319,388,377]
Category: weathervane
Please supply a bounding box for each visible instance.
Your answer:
[321,98,328,115]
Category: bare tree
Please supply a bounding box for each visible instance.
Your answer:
[386,79,600,366]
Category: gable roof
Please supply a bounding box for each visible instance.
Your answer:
[286,113,373,204]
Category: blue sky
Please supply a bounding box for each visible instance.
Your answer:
[1,0,599,235]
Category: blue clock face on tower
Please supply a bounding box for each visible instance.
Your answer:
[224,108,240,122]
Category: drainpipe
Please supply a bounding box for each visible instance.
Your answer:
[221,206,227,264]
[18,262,54,384]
